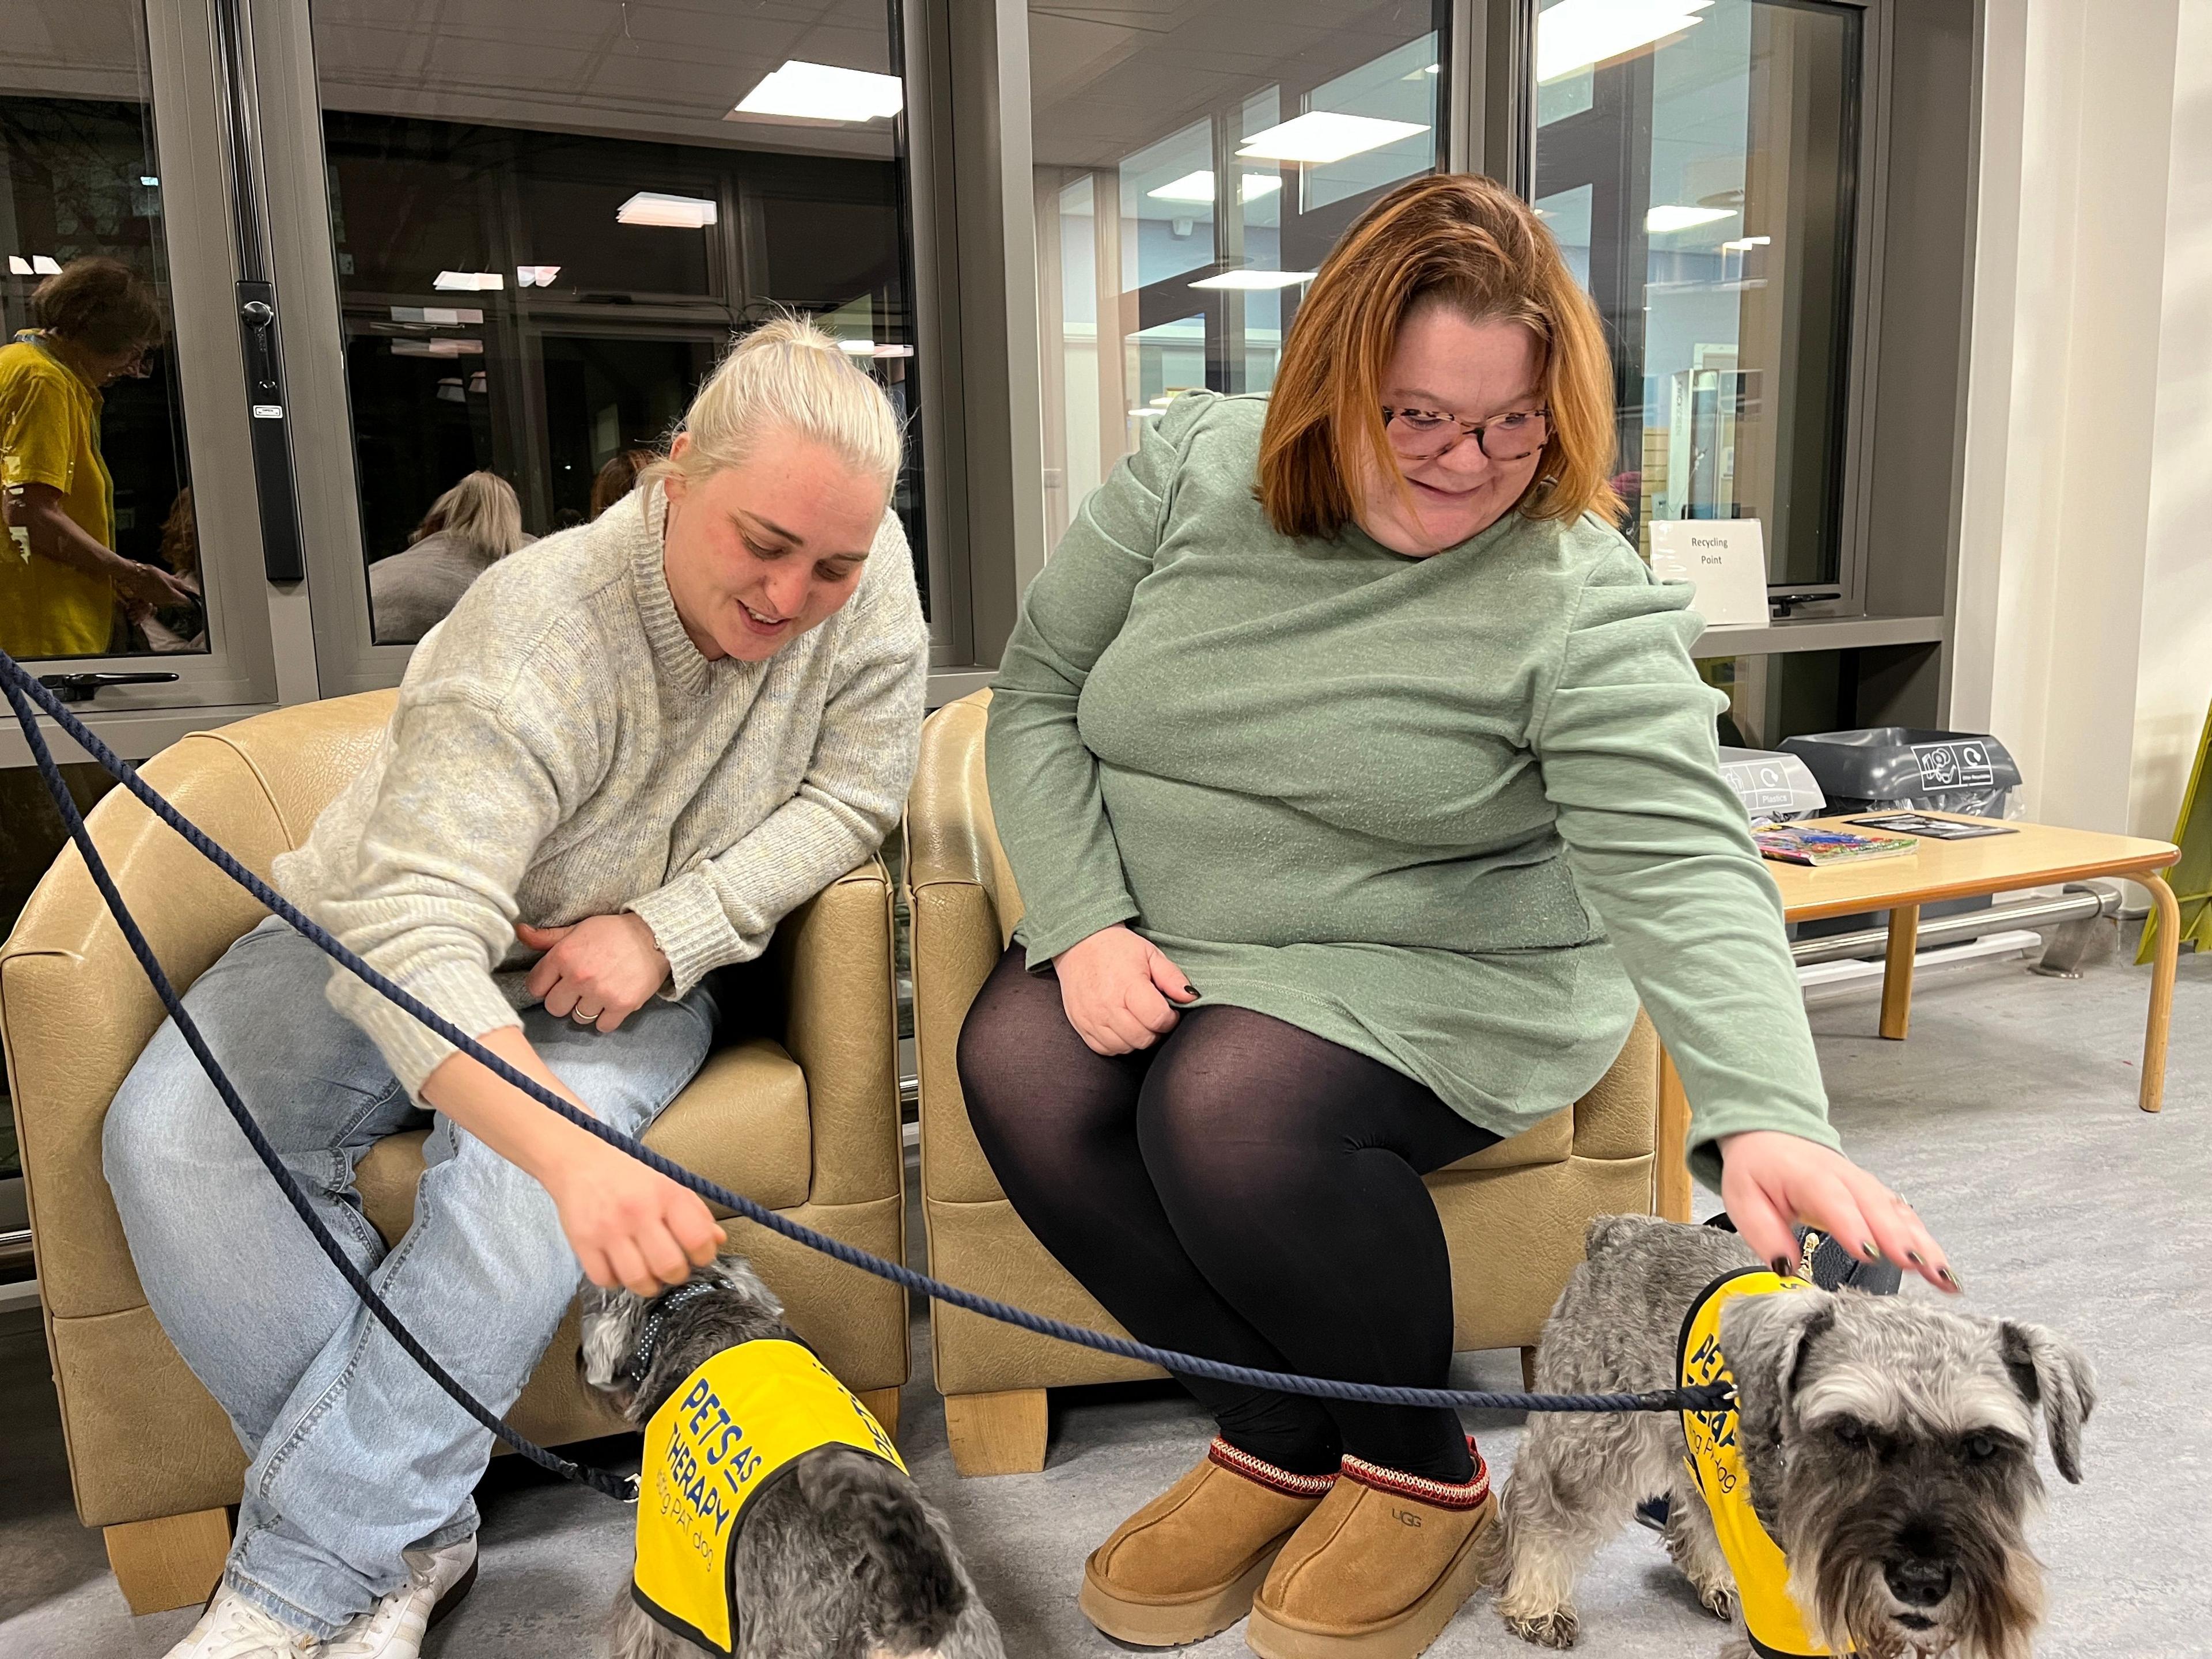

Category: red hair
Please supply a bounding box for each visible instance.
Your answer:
[1258,173,1622,539]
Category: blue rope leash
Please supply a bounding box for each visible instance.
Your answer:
[2,653,1729,1506]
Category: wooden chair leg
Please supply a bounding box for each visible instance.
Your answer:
[857,1386,902,1447]
[1521,1347,1540,1391]
[105,1506,232,1616]
[943,1387,1048,1477]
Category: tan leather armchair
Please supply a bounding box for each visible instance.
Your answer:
[0,691,908,1613]
[906,691,1658,1476]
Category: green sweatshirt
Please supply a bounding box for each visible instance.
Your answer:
[986,391,1836,1187]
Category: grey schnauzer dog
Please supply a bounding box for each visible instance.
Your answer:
[1491,1215,2093,1659]
[580,1253,1005,1659]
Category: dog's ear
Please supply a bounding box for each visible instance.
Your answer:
[578,1285,647,1395]
[1718,1286,1836,1418]
[1999,1321,2096,1484]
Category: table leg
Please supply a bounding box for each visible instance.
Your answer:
[1657,1047,1692,1222]
[2140,870,2181,1113]
[1880,904,1921,1040]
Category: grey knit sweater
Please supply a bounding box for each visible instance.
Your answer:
[274,483,929,1096]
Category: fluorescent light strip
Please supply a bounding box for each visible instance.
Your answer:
[1237,112,1428,165]
[391,306,483,324]
[1147,171,1284,205]
[1537,0,1713,84]
[1719,235,1771,252]
[616,192,718,229]
[390,338,485,357]
[7,256,31,276]
[1188,269,1316,291]
[515,264,562,287]
[31,255,61,275]
[432,270,505,291]
[733,60,903,122]
[1644,204,1734,233]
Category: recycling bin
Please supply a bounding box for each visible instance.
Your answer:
[1716,747,1827,825]
[1777,728,2024,941]
[1778,728,2021,820]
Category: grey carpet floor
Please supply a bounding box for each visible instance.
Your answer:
[3,940,2206,1657]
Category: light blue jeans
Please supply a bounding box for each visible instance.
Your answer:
[104,916,719,1637]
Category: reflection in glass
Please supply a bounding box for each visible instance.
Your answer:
[310,0,923,645]
[1029,1,1448,550]
[1533,0,1859,588]
[0,1,200,661]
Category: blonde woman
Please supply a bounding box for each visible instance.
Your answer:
[104,317,929,1659]
[961,175,1955,1657]
[368,469,529,643]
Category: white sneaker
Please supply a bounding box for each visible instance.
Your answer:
[161,1588,322,1657]
[323,1535,480,1658]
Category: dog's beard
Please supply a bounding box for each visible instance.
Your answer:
[1787,1502,2046,1659]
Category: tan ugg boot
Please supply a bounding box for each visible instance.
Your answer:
[1244,1442,1495,1659]
[1080,1438,1338,1647]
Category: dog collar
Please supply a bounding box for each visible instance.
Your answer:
[628,1281,725,1385]
[1679,1267,1843,1658]
[630,1338,905,1654]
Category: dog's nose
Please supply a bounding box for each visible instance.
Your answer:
[1884,1556,1953,1608]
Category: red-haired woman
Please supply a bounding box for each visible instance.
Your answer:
[957,173,1956,1658]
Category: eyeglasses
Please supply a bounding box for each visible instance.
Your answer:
[1381,404,1551,463]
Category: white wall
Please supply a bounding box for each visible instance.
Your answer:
[1953,0,2212,842]
[2132,1,2212,839]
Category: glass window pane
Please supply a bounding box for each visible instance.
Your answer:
[1532,0,1861,589]
[309,0,923,645]
[1030,1,1449,551]
[1,1,203,661]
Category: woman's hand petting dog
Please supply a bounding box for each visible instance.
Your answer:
[1717,1128,1959,1294]
[519,913,671,1032]
[1053,923,1199,1055]
[545,1132,723,1297]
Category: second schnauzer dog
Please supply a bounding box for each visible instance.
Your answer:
[1493,1215,2093,1659]
[581,1254,1005,1659]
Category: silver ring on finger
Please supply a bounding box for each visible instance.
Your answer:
[571,1006,600,1027]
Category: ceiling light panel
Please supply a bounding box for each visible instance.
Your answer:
[1147,171,1284,204]
[733,60,904,122]
[1188,269,1317,291]
[1537,0,1713,84]
[616,192,718,229]
[1644,204,1735,233]
[1236,112,1428,165]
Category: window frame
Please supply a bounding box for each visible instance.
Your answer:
[247,0,961,697]
[0,0,300,768]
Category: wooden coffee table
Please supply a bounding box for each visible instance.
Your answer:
[1655,813,2184,1221]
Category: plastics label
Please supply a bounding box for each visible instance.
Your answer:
[1720,759,1800,813]
[1911,741,1994,790]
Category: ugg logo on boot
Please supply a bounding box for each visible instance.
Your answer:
[1392,1508,1423,1528]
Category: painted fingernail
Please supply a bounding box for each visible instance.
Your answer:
[1863,1241,1883,1262]
[1906,1250,1926,1267]
[1183,984,1199,998]
[1938,1266,1963,1291]
[1770,1256,1793,1278]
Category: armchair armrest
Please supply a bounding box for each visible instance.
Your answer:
[1571,1007,1659,1160]
[771,857,901,1209]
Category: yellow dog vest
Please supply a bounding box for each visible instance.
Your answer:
[632,1339,906,1654]
[1679,1267,1849,1659]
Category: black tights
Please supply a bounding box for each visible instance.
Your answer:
[956,946,1497,1481]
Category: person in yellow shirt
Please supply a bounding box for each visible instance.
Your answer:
[1,256,195,659]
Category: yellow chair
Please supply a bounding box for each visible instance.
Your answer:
[904,691,1660,1475]
[0,691,908,1612]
